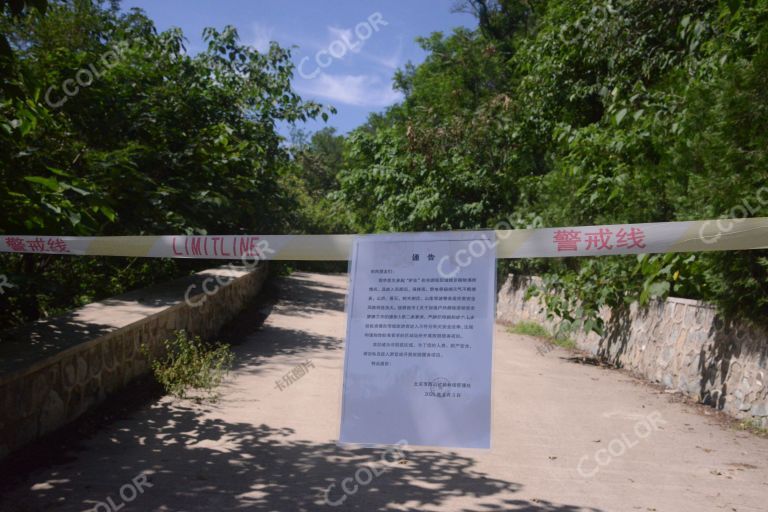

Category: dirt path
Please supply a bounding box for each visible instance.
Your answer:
[1,272,766,511]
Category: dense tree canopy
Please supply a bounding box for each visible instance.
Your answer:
[0,0,329,328]
[335,0,768,333]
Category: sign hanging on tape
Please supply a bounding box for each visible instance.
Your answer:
[0,217,766,260]
[339,231,496,449]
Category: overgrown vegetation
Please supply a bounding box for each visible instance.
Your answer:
[508,321,550,338]
[333,0,768,335]
[0,0,330,331]
[507,321,576,349]
[737,418,768,437]
[142,330,234,400]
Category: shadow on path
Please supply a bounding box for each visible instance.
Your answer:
[0,400,602,511]
[231,325,342,373]
[273,272,347,318]
[0,273,605,511]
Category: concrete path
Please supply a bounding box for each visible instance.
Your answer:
[2,272,767,511]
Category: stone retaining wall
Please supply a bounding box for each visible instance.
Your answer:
[496,274,768,427]
[0,264,268,459]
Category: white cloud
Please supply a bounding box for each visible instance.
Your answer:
[250,22,274,53]
[321,26,401,69]
[327,26,364,54]
[297,73,403,107]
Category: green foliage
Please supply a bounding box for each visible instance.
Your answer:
[525,253,698,337]
[142,330,234,400]
[293,127,345,197]
[0,0,47,97]
[0,0,330,329]
[335,0,768,331]
[287,126,355,236]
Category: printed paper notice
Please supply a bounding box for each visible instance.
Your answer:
[339,231,496,449]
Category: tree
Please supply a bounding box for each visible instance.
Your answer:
[0,0,330,329]
[335,0,768,330]
[296,127,345,196]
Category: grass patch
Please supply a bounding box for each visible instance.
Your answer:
[507,321,577,352]
[737,418,768,437]
[553,336,576,349]
[142,330,234,401]
[508,321,550,338]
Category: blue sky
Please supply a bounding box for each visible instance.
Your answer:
[120,0,476,136]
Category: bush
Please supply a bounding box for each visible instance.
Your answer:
[143,330,234,400]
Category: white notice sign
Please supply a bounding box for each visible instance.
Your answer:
[339,231,496,449]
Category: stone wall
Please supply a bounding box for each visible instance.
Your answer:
[496,274,768,427]
[0,264,268,459]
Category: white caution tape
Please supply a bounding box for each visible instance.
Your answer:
[1,218,766,260]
